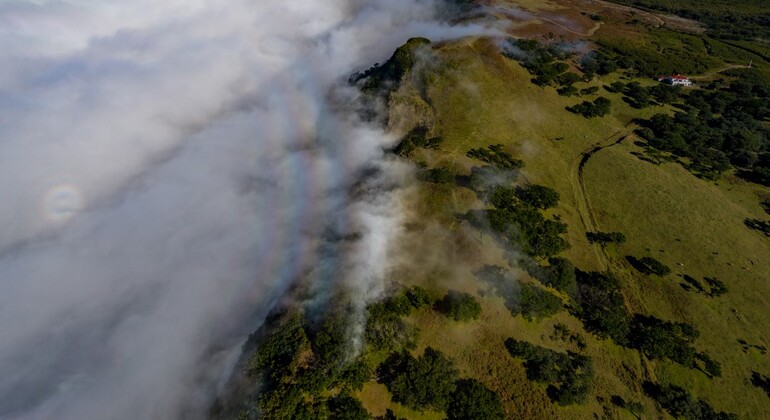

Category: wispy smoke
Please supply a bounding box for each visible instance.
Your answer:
[0,1,500,419]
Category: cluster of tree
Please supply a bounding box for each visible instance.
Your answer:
[378,348,458,411]
[377,348,504,418]
[478,185,569,257]
[627,255,671,276]
[745,218,770,237]
[505,338,594,405]
[607,0,770,40]
[466,144,524,170]
[393,126,444,157]
[566,96,612,118]
[434,290,482,322]
[628,315,707,371]
[586,231,626,247]
[350,37,431,96]
[573,275,722,375]
[221,306,376,420]
[526,257,578,298]
[574,271,631,345]
[643,381,737,420]
[366,287,429,351]
[751,371,770,399]
[620,81,682,108]
[512,184,560,209]
[594,35,717,77]
[502,39,583,88]
[477,265,565,321]
[637,73,770,183]
[581,50,624,78]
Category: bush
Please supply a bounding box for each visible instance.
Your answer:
[447,379,505,419]
[435,290,482,322]
[378,348,458,411]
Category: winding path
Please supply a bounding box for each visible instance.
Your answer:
[569,124,635,270]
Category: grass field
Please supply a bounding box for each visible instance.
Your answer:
[357,10,770,416]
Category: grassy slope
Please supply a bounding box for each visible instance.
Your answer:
[358,29,770,419]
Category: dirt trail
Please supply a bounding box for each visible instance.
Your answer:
[569,124,635,270]
[697,64,751,80]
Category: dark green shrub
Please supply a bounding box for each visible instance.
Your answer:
[435,290,481,322]
[378,348,458,411]
[447,379,505,419]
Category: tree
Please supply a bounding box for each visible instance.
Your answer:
[447,379,505,419]
[515,184,560,209]
[435,290,482,322]
[628,256,671,276]
[467,144,524,170]
[643,381,737,420]
[506,338,594,405]
[328,392,372,420]
[704,277,728,297]
[628,315,699,366]
[513,283,563,321]
[406,285,435,308]
[575,271,630,345]
[423,167,454,184]
[378,348,459,411]
[586,231,626,247]
[529,257,577,297]
[695,352,722,378]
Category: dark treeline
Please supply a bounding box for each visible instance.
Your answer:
[606,0,770,40]
[637,69,770,183]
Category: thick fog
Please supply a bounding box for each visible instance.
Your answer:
[0,1,493,419]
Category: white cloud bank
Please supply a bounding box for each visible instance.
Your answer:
[0,1,496,419]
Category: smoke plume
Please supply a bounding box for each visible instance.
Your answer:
[0,1,496,419]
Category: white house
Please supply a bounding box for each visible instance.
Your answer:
[657,74,693,86]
